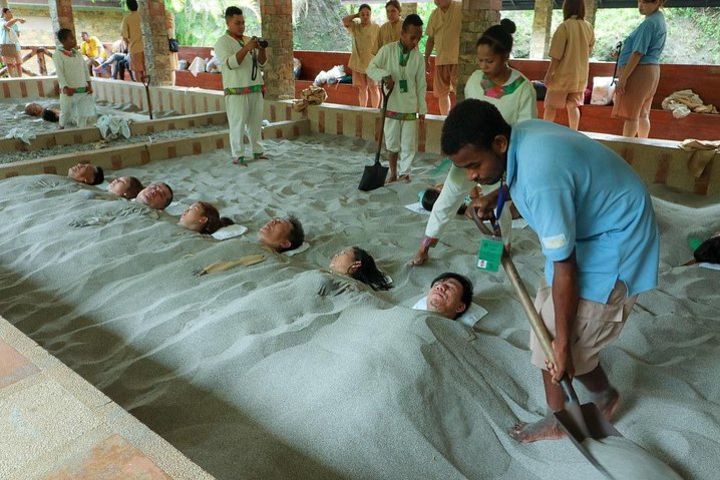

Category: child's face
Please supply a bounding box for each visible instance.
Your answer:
[476,44,507,79]
[62,32,78,50]
[400,25,422,51]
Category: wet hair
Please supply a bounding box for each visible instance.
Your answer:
[57,28,73,43]
[279,215,305,252]
[563,0,586,20]
[441,99,511,156]
[385,0,401,11]
[421,188,439,211]
[402,13,423,31]
[91,166,104,185]
[161,183,174,208]
[225,6,243,19]
[694,236,720,264]
[476,18,516,57]
[349,247,392,291]
[122,176,144,199]
[358,4,372,12]
[431,272,474,319]
[197,201,234,234]
[126,0,138,12]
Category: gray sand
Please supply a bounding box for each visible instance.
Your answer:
[0,135,718,479]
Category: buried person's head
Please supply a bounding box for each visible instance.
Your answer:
[427,272,474,320]
[258,216,304,252]
[24,103,44,117]
[330,246,392,291]
[442,99,511,186]
[136,182,173,210]
[108,176,144,199]
[179,201,234,234]
[68,163,104,185]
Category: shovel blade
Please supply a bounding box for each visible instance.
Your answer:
[358,163,389,191]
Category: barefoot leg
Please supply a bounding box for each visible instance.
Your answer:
[386,152,399,183]
[509,370,567,443]
[577,365,620,421]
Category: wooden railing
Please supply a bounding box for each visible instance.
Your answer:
[0,45,56,77]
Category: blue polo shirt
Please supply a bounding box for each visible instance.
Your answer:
[618,11,666,66]
[506,120,659,303]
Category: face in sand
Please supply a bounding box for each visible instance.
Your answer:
[427,273,472,320]
[258,216,304,253]
[330,247,361,276]
[25,103,44,117]
[108,176,143,199]
[136,182,173,210]
[68,163,103,185]
[179,202,211,232]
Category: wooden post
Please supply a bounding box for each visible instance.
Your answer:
[37,48,48,76]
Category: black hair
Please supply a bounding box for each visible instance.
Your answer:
[126,0,138,12]
[349,247,392,291]
[123,176,144,199]
[57,28,73,43]
[197,201,234,234]
[225,6,243,19]
[42,108,59,123]
[385,0,401,10]
[402,13,423,31]
[421,188,439,211]
[81,31,89,36]
[431,272,474,319]
[694,236,720,264]
[358,3,372,12]
[441,99,511,156]
[161,183,173,208]
[281,215,305,252]
[91,166,104,185]
[476,18,516,57]
[2,7,11,15]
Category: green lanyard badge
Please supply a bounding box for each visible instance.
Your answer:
[476,183,508,273]
[398,44,410,92]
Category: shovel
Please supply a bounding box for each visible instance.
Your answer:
[469,208,620,480]
[358,81,393,192]
[142,74,154,120]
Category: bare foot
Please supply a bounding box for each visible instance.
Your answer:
[386,175,398,184]
[409,249,428,266]
[253,153,269,160]
[592,388,620,421]
[398,174,411,183]
[232,157,248,167]
[509,414,566,443]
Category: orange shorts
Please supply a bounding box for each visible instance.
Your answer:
[544,90,584,109]
[130,51,145,73]
[612,64,660,121]
[352,70,376,88]
[433,64,458,97]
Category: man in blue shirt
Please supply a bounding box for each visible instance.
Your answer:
[442,99,659,443]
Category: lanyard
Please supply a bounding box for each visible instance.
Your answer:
[398,43,410,67]
[227,31,244,48]
[491,182,509,237]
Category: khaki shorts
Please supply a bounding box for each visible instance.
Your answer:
[612,64,660,121]
[530,281,637,376]
[544,90,584,109]
[1,44,19,62]
[130,51,146,73]
[352,71,376,88]
[433,63,458,97]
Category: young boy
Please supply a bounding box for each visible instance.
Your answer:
[424,0,462,115]
[367,14,427,183]
[53,28,96,129]
[214,6,268,166]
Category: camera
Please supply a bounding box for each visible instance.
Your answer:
[256,37,269,49]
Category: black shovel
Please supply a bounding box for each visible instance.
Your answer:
[469,209,621,480]
[142,74,154,120]
[358,81,393,192]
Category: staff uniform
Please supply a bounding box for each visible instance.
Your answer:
[506,120,659,374]
[367,41,427,176]
[613,10,666,121]
[377,20,402,49]
[53,48,96,128]
[346,21,380,86]
[545,16,594,109]
[423,69,536,244]
[426,1,461,97]
[121,11,144,73]
[214,32,265,161]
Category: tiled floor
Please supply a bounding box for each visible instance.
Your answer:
[0,316,214,480]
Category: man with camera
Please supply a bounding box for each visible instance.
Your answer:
[214,6,268,166]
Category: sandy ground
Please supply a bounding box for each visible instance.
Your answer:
[0,134,718,480]
[0,98,176,138]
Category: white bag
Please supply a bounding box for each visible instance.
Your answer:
[590,77,616,106]
[325,65,345,84]
[313,70,328,86]
[188,57,207,77]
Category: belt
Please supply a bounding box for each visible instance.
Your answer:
[385,111,418,121]
[224,85,265,96]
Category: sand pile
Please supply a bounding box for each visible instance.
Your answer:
[0,135,718,479]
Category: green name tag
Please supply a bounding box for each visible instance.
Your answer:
[477,237,504,272]
[399,79,408,92]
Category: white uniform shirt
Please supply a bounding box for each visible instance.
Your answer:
[214,33,265,89]
[53,49,91,89]
[366,42,427,115]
